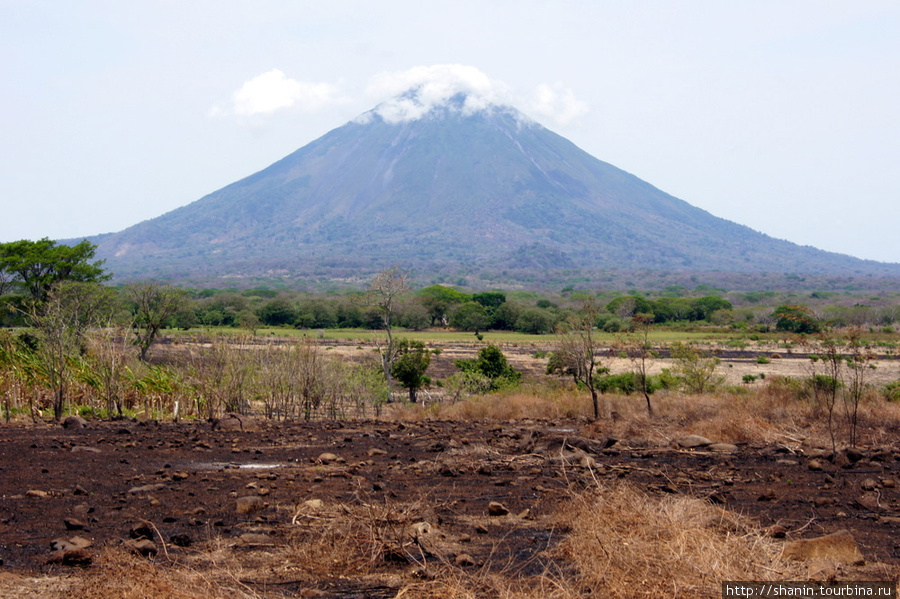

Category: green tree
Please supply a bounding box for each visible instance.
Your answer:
[451,301,491,332]
[690,296,733,322]
[454,345,520,391]
[257,296,297,326]
[391,339,432,403]
[0,238,109,306]
[416,285,470,326]
[515,307,555,334]
[773,304,821,334]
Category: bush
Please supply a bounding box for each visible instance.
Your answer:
[882,380,900,402]
[756,355,771,364]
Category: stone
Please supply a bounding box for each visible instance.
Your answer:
[675,435,713,449]
[61,416,88,430]
[782,530,865,565]
[63,517,86,531]
[454,553,477,567]
[124,538,158,557]
[46,548,92,566]
[236,495,265,514]
[861,478,878,491]
[488,501,509,516]
[317,452,345,464]
[25,489,49,498]
[127,483,166,495]
[708,443,738,453]
[807,458,827,471]
[211,413,259,432]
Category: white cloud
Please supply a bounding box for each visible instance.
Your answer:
[361,65,588,128]
[211,69,342,118]
[365,64,515,124]
[525,83,589,127]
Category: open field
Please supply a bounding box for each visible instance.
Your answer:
[2,335,900,597]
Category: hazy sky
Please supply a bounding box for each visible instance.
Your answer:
[2,1,898,263]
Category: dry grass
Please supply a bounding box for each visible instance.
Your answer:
[391,380,900,450]
[554,483,804,598]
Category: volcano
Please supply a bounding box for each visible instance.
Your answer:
[89,91,899,284]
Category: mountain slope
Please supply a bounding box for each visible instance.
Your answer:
[91,98,900,282]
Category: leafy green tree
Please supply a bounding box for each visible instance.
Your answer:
[416,285,470,326]
[690,296,733,321]
[773,304,821,334]
[606,295,653,318]
[0,238,109,306]
[390,339,432,403]
[472,292,506,310]
[454,345,520,391]
[257,296,297,326]
[451,302,491,332]
[515,307,555,334]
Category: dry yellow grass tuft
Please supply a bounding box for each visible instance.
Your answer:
[555,483,804,598]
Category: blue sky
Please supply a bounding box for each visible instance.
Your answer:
[1,1,898,263]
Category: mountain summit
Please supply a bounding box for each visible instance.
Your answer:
[91,88,898,283]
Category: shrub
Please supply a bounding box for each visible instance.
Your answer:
[883,380,900,402]
[756,355,771,364]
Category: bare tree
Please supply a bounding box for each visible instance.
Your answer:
[553,299,607,420]
[125,282,187,361]
[367,267,410,397]
[30,282,118,420]
[620,314,656,416]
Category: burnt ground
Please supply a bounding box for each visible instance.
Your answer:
[1,417,900,594]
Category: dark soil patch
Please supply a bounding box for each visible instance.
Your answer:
[1,418,899,588]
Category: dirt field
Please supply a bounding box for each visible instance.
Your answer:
[1,343,899,597]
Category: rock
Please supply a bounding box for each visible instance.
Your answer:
[488,501,509,516]
[127,483,166,495]
[316,452,345,464]
[236,495,265,514]
[130,523,154,540]
[454,553,477,567]
[63,517,87,531]
[708,443,738,453]
[808,458,827,471]
[674,435,713,449]
[861,478,879,491]
[211,413,258,431]
[878,516,900,526]
[170,533,193,547]
[46,548,92,566]
[25,489,49,498]
[61,416,88,429]
[124,538,158,557]
[782,530,865,565]
[50,536,93,551]
[70,446,101,454]
[367,448,387,457]
[843,448,865,463]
